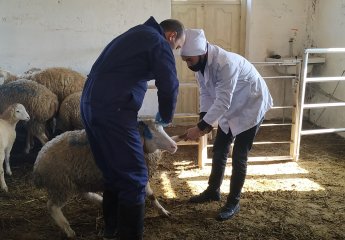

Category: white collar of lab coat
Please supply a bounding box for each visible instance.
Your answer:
[198,43,214,84]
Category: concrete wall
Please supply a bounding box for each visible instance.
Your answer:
[0,0,170,75]
[1,0,344,123]
[0,0,170,116]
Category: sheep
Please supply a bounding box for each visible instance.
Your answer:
[0,69,18,84]
[27,67,86,103]
[0,79,59,153]
[55,91,83,132]
[33,120,179,238]
[0,67,86,103]
[0,68,41,85]
[0,103,30,192]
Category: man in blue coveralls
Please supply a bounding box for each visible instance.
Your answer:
[80,17,185,240]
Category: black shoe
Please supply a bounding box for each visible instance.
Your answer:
[189,189,221,203]
[216,203,240,221]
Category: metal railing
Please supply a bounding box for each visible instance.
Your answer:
[294,48,345,161]
[198,60,302,167]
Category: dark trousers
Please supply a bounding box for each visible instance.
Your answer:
[208,119,263,204]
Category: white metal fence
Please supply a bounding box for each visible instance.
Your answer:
[294,48,345,161]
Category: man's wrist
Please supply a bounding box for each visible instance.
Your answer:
[197,119,212,132]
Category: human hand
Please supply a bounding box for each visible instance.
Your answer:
[185,126,206,141]
[155,112,170,127]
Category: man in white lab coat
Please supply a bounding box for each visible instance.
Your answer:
[181,29,273,221]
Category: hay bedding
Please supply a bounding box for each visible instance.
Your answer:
[1,124,345,240]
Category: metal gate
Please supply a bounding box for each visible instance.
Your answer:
[294,48,345,161]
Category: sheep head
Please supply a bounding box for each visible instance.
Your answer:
[139,120,177,154]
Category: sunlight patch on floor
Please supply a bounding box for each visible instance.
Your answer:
[160,161,324,198]
[159,172,177,198]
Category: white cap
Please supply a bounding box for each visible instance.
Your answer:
[180,29,207,56]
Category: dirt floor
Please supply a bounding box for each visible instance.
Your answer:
[1,123,345,240]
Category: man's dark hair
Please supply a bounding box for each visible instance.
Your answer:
[160,19,185,39]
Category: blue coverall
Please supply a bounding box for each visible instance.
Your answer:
[80,17,179,205]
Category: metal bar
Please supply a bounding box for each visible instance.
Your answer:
[253,61,299,66]
[294,52,309,161]
[303,102,345,109]
[305,76,345,82]
[305,48,345,54]
[263,76,296,79]
[301,128,345,135]
[271,106,294,109]
[261,123,292,127]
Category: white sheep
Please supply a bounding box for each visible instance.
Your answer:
[55,91,83,132]
[33,120,179,238]
[0,79,59,153]
[0,103,30,192]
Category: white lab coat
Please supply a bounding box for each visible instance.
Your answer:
[197,44,273,136]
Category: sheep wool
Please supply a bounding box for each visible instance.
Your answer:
[33,120,177,238]
[28,67,86,103]
[56,91,83,132]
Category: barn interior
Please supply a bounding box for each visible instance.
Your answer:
[1,1,345,240]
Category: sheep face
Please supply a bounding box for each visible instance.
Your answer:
[141,120,177,154]
[13,104,30,122]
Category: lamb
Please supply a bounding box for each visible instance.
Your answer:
[0,103,30,192]
[55,91,83,132]
[33,120,179,238]
[0,79,59,153]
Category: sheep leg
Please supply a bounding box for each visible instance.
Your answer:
[24,132,35,154]
[0,151,8,192]
[83,192,103,207]
[47,199,76,238]
[4,147,12,176]
[145,182,170,217]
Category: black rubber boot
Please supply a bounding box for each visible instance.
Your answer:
[117,203,145,240]
[102,190,119,240]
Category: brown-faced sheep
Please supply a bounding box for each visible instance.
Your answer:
[33,120,178,238]
[0,103,30,192]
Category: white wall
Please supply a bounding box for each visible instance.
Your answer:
[246,0,310,61]
[245,0,345,135]
[0,0,170,116]
[0,0,170,75]
[2,0,345,122]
